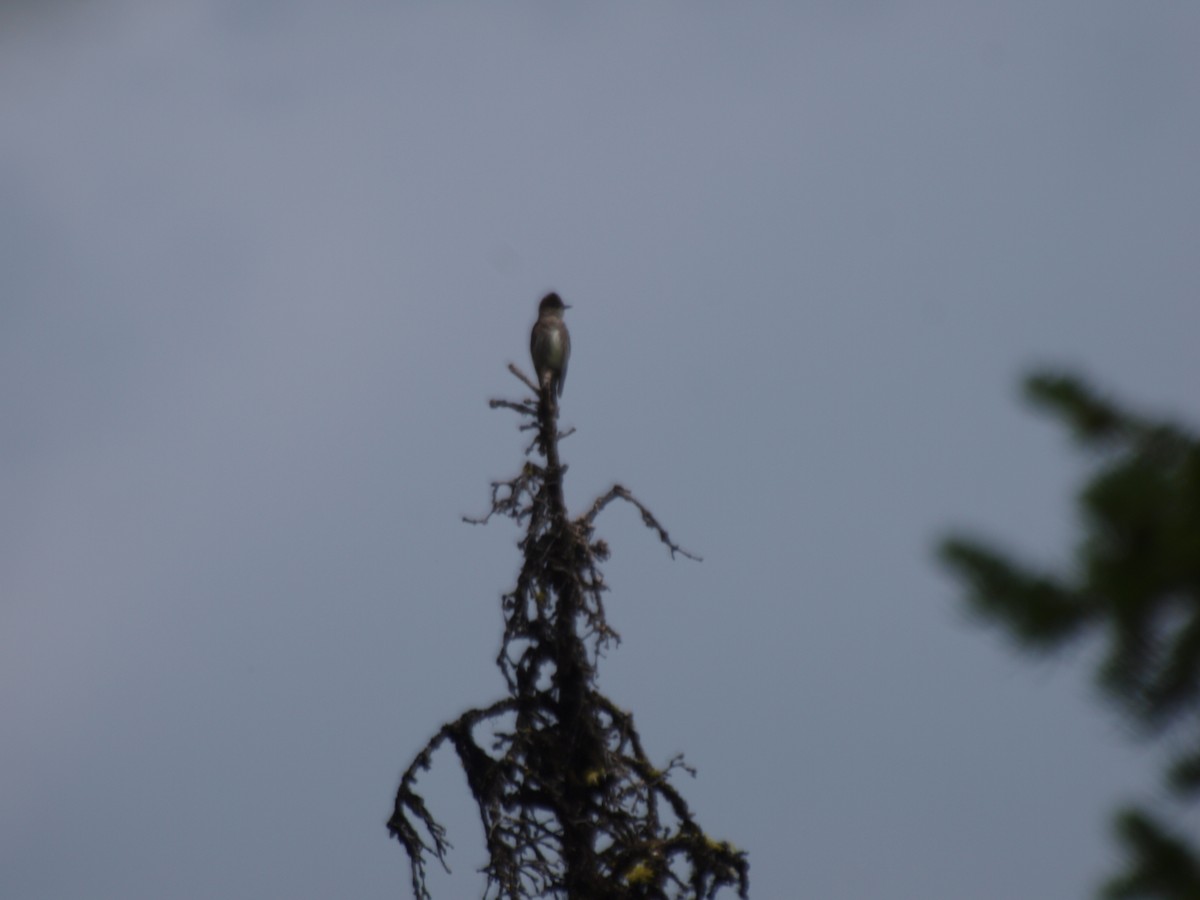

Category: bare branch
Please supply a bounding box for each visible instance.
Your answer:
[508,362,540,394]
[490,397,538,417]
[581,484,702,561]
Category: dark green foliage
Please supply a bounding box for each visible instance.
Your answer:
[939,370,1200,898]
[937,539,1093,647]
[1102,809,1200,900]
[1025,372,1125,443]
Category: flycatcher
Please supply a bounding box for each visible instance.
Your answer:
[530,292,571,399]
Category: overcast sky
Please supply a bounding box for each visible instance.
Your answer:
[3,3,1199,898]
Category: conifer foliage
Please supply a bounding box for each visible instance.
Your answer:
[940,370,1200,898]
[388,365,748,900]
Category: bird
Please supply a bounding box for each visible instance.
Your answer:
[530,292,571,399]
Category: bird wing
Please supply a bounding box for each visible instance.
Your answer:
[557,323,570,397]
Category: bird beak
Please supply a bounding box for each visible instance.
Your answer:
[563,304,572,310]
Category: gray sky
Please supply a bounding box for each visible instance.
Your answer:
[3,3,1199,898]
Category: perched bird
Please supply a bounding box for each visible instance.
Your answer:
[530,292,571,399]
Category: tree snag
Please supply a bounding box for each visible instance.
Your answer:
[387,364,748,900]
